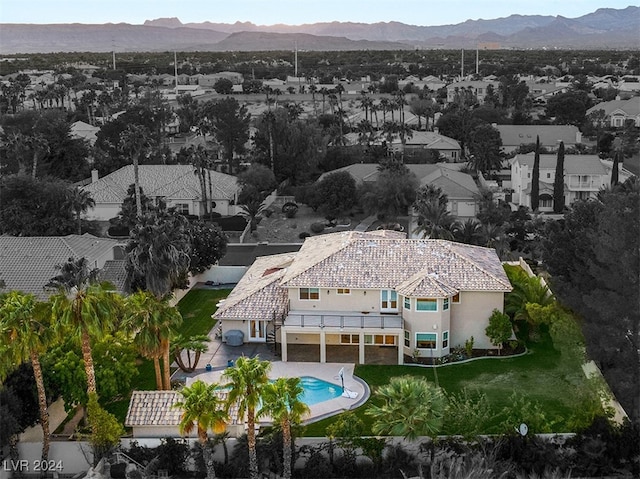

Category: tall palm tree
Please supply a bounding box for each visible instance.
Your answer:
[123,291,182,390]
[126,211,192,299]
[0,291,54,471]
[119,125,152,219]
[66,187,95,235]
[187,145,212,217]
[258,377,310,479]
[222,356,271,479]
[48,257,121,396]
[174,380,228,479]
[365,375,446,441]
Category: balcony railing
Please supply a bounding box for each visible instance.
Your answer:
[284,310,403,330]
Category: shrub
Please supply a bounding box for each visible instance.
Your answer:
[299,232,311,239]
[263,208,273,218]
[310,222,325,234]
[107,225,129,237]
[282,202,299,218]
[465,336,474,357]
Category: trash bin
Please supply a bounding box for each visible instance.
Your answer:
[227,359,234,367]
[205,364,212,371]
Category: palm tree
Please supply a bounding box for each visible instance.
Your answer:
[0,291,54,471]
[258,377,310,479]
[48,257,121,396]
[505,270,554,327]
[413,200,455,240]
[222,355,271,479]
[123,291,183,390]
[119,125,152,218]
[239,197,266,232]
[172,333,209,373]
[66,187,95,235]
[365,375,446,441]
[126,211,192,299]
[187,145,213,217]
[174,380,228,479]
[452,218,483,245]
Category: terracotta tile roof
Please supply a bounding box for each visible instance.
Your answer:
[98,260,127,291]
[81,165,238,204]
[280,231,511,295]
[213,253,298,321]
[125,389,242,427]
[0,235,122,300]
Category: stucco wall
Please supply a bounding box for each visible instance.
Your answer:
[288,288,380,312]
[449,291,505,350]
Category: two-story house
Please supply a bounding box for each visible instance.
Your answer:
[495,125,582,154]
[446,80,497,105]
[586,97,640,128]
[511,153,610,211]
[213,230,512,365]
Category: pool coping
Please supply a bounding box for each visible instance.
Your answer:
[188,361,369,425]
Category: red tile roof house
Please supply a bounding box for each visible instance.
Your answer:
[80,164,239,222]
[213,230,512,365]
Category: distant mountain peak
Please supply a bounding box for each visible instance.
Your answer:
[144,17,183,28]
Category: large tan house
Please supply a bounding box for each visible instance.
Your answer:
[213,230,512,365]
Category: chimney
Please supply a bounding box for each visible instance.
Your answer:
[91,169,99,183]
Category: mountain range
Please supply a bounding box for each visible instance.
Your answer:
[1,6,637,54]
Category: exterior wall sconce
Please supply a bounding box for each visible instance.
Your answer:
[363,291,367,295]
[327,290,330,295]
[433,324,438,329]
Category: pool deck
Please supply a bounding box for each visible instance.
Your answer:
[188,361,369,424]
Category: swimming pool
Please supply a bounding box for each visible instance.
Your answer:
[298,376,343,405]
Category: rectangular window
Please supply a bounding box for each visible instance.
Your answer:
[404,330,410,348]
[336,288,350,294]
[442,331,449,349]
[381,290,398,311]
[416,298,437,311]
[443,298,449,311]
[341,334,359,344]
[546,172,551,179]
[416,333,437,349]
[452,292,460,303]
[365,334,396,346]
[299,288,319,300]
[404,297,411,310]
[175,203,189,215]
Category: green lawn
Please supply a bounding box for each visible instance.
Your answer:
[176,288,232,337]
[104,288,232,422]
[303,334,602,436]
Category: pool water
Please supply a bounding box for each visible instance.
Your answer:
[298,376,343,405]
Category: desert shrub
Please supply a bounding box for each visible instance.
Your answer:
[299,232,311,239]
[310,222,325,234]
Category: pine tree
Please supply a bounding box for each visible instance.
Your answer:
[553,141,565,213]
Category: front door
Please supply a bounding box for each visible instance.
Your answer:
[249,320,266,342]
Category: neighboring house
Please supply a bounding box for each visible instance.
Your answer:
[213,230,512,365]
[586,97,640,128]
[0,235,125,300]
[318,163,479,219]
[446,80,497,104]
[81,164,239,221]
[391,130,462,162]
[125,390,245,438]
[69,120,100,146]
[494,125,583,154]
[510,153,628,211]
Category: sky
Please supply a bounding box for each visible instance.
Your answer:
[0,0,634,26]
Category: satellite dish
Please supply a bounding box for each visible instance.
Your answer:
[518,423,528,436]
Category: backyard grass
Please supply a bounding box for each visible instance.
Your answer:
[303,333,601,437]
[104,288,232,423]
